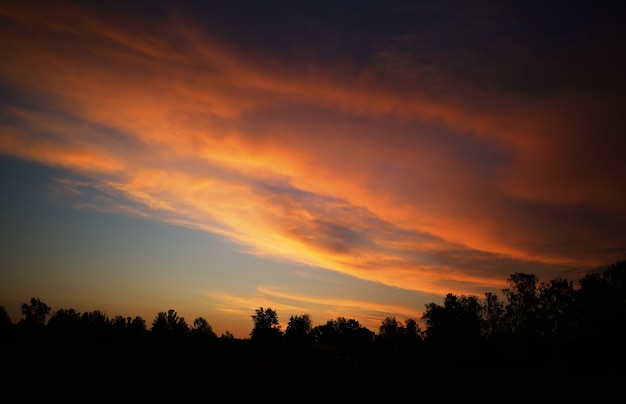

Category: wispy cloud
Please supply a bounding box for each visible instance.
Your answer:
[200,281,425,335]
[1,1,624,307]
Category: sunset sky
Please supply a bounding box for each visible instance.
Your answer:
[1,0,625,338]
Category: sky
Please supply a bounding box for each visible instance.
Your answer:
[1,0,625,338]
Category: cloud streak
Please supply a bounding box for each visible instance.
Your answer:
[1,1,625,306]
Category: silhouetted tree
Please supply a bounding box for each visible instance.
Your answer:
[378,316,403,346]
[48,308,82,336]
[578,261,626,334]
[312,317,374,360]
[422,293,483,364]
[481,292,505,340]
[221,330,234,340]
[80,310,111,331]
[111,315,128,331]
[75,310,114,344]
[311,322,336,347]
[423,294,482,342]
[286,314,312,341]
[403,318,423,345]
[19,297,50,328]
[577,271,612,338]
[285,314,313,356]
[538,277,577,340]
[151,309,189,335]
[377,316,405,359]
[601,260,626,357]
[110,315,147,336]
[192,317,217,338]
[0,305,12,338]
[376,316,423,362]
[502,273,539,339]
[0,305,11,326]
[605,260,626,289]
[128,316,147,334]
[531,277,577,366]
[7,259,626,387]
[576,262,626,367]
[250,307,282,343]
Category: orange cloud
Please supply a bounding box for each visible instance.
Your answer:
[0,108,125,173]
[1,1,624,304]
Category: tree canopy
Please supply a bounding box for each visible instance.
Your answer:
[2,260,625,372]
[250,306,282,343]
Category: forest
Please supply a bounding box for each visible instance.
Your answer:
[2,261,625,401]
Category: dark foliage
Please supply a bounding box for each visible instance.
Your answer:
[2,261,625,401]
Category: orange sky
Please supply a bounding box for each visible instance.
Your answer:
[1,1,625,336]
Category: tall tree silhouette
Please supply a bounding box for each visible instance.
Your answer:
[481,292,505,340]
[285,314,312,342]
[311,317,374,360]
[576,261,626,367]
[110,315,147,337]
[422,293,484,365]
[20,297,50,328]
[502,273,539,339]
[192,317,217,338]
[250,307,282,343]
[284,314,313,357]
[151,309,189,335]
[422,294,482,343]
[221,330,234,340]
[0,305,12,338]
[403,318,423,345]
[48,308,81,338]
[80,311,111,331]
[0,305,11,326]
[378,316,404,347]
[537,277,576,340]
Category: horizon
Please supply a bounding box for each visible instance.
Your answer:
[0,260,626,340]
[1,1,625,339]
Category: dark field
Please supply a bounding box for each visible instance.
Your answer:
[5,338,621,402]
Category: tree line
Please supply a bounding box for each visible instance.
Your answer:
[2,260,625,371]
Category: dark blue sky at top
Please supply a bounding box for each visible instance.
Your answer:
[178,0,625,78]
